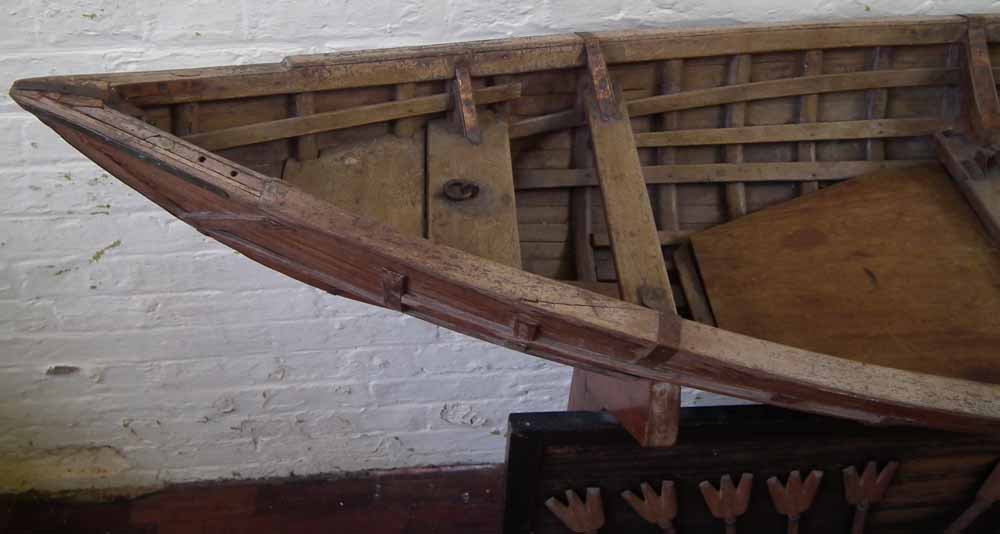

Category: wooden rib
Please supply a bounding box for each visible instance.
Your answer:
[515,160,932,189]
[510,109,582,139]
[965,18,1000,138]
[571,128,597,282]
[656,59,684,233]
[634,118,946,147]
[724,54,752,219]
[592,229,694,248]
[934,131,1000,244]
[171,103,199,136]
[509,68,959,139]
[673,243,716,325]
[290,93,319,160]
[451,63,481,144]
[107,18,966,105]
[393,83,421,137]
[185,83,521,151]
[864,47,894,161]
[798,50,823,195]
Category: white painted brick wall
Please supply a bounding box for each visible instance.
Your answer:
[0,0,987,493]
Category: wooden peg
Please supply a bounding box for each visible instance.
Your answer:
[945,461,1000,534]
[767,470,823,534]
[842,460,898,534]
[622,481,678,534]
[700,473,753,534]
[450,62,481,144]
[545,487,604,534]
[378,269,407,311]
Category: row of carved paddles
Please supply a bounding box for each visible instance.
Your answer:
[544,460,1000,534]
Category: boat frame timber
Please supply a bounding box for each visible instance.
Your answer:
[10,15,1000,436]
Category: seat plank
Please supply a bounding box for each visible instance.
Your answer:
[691,164,1000,384]
[427,111,521,267]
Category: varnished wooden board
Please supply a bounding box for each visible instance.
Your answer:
[427,112,522,267]
[691,164,1000,384]
[282,135,424,237]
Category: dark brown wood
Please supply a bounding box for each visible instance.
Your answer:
[963,18,1000,142]
[700,473,753,534]
[934,130,1000,244]
[504,408,1000,534]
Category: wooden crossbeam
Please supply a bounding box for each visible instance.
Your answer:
[935,130,1000,244]
[567,37,680,448]
[184,83,521,151]
[514,160,931,189]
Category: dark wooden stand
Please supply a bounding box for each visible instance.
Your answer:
[503,406,1000,534]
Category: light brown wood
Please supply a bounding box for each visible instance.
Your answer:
[798,50,823,194]
[724,54,752,219]
[569,41,679,448]
[185,83,521,151]
[591,230,693,248]
[450,63,481,144]
[545,488,604,534]
[655,59,684,234]
[515,160,928,189]
[622,481,678,533]
[864,47,894,161]
[700,474,753,534]
[427,112,521,267]
[673,243,715,325]
[290,93,319,160]
[282,135,424,237]
[844,461,898,534]
[634,118,946,147]
[393,83,421,138]
[691,165,1000,384]
[768,470,823,534]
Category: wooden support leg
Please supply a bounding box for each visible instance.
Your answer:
[566,35,681,447]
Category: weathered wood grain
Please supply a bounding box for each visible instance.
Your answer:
[427,112,521,267]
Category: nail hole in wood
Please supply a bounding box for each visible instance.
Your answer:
[230,170,238,177]
[443,179,479,201]
[197,156,206,162]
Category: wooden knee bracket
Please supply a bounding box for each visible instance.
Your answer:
[450,61,481,144]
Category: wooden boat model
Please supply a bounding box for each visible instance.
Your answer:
[11,15,1000,444]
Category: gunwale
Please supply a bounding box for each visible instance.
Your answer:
[9,14,1000,435]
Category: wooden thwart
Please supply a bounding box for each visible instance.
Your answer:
[427,111,521,268]
[185,83,521,151]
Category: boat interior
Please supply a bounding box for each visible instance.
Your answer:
[10,16,1000,436]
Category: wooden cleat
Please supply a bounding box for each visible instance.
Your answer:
[700,473,753,534]
[842,460,898,534]
[767,470,823,534]
[622,481,678,533]
[944,461,1000,534]
[545,487,605,534]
